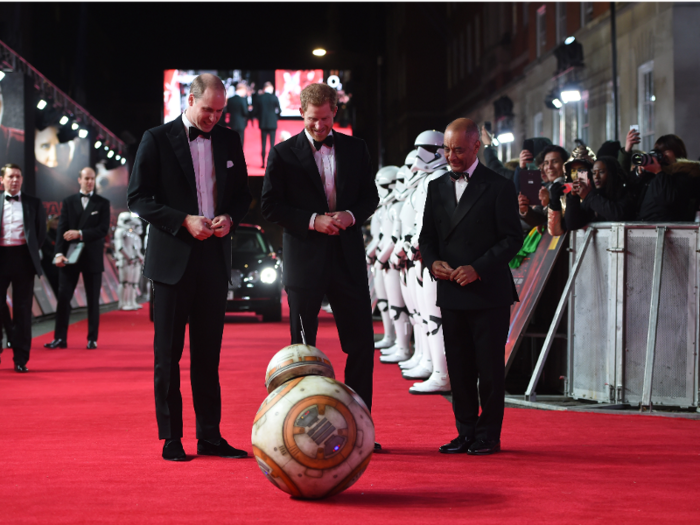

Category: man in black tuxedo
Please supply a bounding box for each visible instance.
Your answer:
[45,167,110,350]
[261,83,380,449]
[226,83,249,147]
[419,118,523,456]
[128,74,252,462]
[0,164,45,373]
[257,82,281,168]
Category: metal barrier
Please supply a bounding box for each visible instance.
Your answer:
[525,223,699,409]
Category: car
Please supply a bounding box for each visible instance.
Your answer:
[227,224,283,322]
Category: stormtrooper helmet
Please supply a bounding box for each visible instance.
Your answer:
[411,130,448,174]
[375,165,399,200]
[116,211,132,230]
[404,149,418,168]
[392,165,410,201]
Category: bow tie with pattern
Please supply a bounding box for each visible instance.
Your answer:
[449,171,470,182]
[189,127,211,141]
[5,194,19,202]
[312,135,334,151]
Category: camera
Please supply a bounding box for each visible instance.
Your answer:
[631,150,664,167]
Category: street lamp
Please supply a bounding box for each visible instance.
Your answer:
[312,48,327,57]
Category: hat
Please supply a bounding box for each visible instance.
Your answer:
[597,140,621,159]
[565,141,596,177]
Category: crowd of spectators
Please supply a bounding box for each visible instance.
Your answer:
[481,126,700,236]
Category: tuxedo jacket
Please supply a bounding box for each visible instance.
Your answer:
[55,193,111,272]
[0,192,45,276]
[127,118,252,285]
[256,93,281,130]
[260,130,379,289]
[419,162,523,310]
[226,95,248,132]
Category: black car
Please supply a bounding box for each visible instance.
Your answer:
[227,224,283,322]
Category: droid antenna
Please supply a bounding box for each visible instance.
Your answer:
[299,315,307,345]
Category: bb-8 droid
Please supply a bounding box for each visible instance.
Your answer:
[252,345,375,499]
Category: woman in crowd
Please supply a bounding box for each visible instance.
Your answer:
[565,156,635,230]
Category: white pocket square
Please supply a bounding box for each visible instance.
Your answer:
[91,211,99,215]
[227,160,234,168]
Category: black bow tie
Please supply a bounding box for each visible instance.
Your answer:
[5,194,19,202]
[449,171,470,181]
[80,193,91,198]
[189,127,211,141]
[313,135,334,151]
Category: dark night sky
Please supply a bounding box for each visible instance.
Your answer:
[23,2,387,154]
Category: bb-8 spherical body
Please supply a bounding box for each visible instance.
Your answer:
[252,373,375,499]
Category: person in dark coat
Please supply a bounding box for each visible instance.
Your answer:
[257,82,281,168]
[226,83,249,147]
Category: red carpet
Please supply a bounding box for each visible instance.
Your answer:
[1,306,699,524]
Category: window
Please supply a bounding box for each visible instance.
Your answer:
[605,80,616,141]
[500,142,512,164]
[475,14,481,65]
[537,5,547,58]
[467,25,473,73]
[534,112,543,138]
[581,2,594,27]
[553,107,565,147]
[577,91,590,146]
[556,2,567,44]
[638,61,655,152]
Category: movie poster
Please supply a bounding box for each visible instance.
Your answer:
[0,72,25,170]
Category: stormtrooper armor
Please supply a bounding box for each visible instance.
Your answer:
[115,212,144,311]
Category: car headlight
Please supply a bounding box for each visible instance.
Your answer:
[260,268,277,284]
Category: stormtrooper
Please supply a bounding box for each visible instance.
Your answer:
[374,150,417,364]
[399,130,452,394]
[365,165,399,350]
[114,212,144,311]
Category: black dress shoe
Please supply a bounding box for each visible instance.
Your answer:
[467,439,501,456]
[87,341,98,349]
[14,364,29,373]
[162,439,187,461]
[374,442,382,452]
[439,435,475,454]
[44,339,67,349]
[197,438,248,458]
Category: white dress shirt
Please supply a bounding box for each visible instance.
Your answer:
[1,191,27,246]
[80,191,93,209]
[305,130,355,230]
[182,112,217,220]
[454,157,480,203]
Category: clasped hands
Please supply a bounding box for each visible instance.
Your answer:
[183,214,232,240]
[314,211,353,236]
[431,261,479,287]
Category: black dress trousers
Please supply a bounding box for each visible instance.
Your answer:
[54,263,102,342]
[0,245,37,366]
[286,237,376,412]
[441,305,511,441]
[152,236,228,440]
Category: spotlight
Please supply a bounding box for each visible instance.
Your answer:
[312,48,327,57]
[496,132,515,144]
[116,155,121,160]
[545,89,563,110]
[561,84,582,103]
[565,36,576,45]
[0,71,5,81]
[78,129,88,139]
[107,150,115,158]
[59,116,70,126]
[104,145,109,151]
[94,140,102,149]
[71,122,80,130]
[552,98,563,108]
[121,158,127,165]
[37,99,47,110]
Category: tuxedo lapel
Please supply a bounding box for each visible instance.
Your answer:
[291,132,326,198]
[212,127,227,215]
[166,117,197,197]
[438,176,456,217]
[447,166,487,236]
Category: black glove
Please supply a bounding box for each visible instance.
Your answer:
[549,182,564,211]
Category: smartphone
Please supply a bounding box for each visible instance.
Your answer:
[577,170,589,184]
[630,124,640,133]
[484,121,492,133]
[519,170,542,203]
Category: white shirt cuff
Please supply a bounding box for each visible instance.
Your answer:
[309,213,317,230]
[346,210,356,226]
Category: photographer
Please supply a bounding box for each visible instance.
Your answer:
[633,135,700,221]
[565,156,635,231]
[518,145,569,232]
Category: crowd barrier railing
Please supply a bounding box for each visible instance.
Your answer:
[524,223,699,410]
